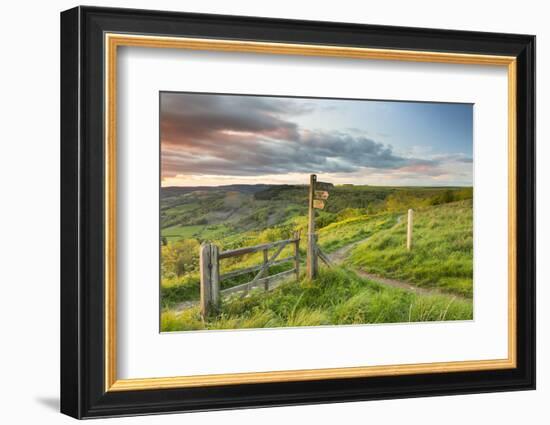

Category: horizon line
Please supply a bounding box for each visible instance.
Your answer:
[161,183,473,189]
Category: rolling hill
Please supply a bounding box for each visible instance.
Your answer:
[159,184,474,331]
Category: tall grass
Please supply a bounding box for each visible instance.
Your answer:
[348,200,473,297]
[160,267,472,332]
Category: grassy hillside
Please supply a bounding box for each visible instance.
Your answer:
[348,200,473,297]
[317,212,398,253]
[159,184,473,332]
[160,185,472,242]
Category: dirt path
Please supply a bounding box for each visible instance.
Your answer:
[327,238,368,264]
[326,216,465,299]
[173,300,198,313]
[327,214,403,264]
[351,270,437,295]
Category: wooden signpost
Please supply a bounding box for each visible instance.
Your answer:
[307,174,332,279]
[307,175,318,279]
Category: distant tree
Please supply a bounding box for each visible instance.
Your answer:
[440,190,455,204]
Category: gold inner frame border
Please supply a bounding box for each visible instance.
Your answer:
[104,33,517,392]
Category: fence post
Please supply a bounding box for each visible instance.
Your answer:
[199,243,212,318]
[293,231,300,281]
[407,209,414,251]
[314,234,319,270]
[210,244,220,308]
[263,248,269,291]
[307,174,318,279]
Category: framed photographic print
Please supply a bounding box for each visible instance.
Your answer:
[60,6,535,419]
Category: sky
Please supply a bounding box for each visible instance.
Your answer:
[160,92,473,187]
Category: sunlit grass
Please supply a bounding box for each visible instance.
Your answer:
[162,223,230,242]
[348,200,473,297]
[160,267,472,332]
[318,212,398,253]
[160,188,474,331]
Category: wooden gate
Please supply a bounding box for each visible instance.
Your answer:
[199,232,301,317]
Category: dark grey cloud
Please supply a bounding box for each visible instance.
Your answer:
[160,93,437,178]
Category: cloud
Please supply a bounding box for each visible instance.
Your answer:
[160,93,453,181]
[429,153,473,164]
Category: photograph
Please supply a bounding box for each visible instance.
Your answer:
[159,92,474,332]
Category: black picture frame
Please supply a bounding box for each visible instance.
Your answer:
[61,5,535,419]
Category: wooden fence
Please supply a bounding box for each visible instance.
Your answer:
[199,232,301,317]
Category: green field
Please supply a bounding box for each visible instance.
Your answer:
[317,212,399,253]
[162,224,231,242]
[160,184,473,331]
[348,200,473,297]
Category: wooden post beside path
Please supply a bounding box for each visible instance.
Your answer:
[407,209,414,251]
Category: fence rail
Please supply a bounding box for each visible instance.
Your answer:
[219,256,296,281]
[200,232,301,317]
[219,237,298,259]
[221,269,297,296]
